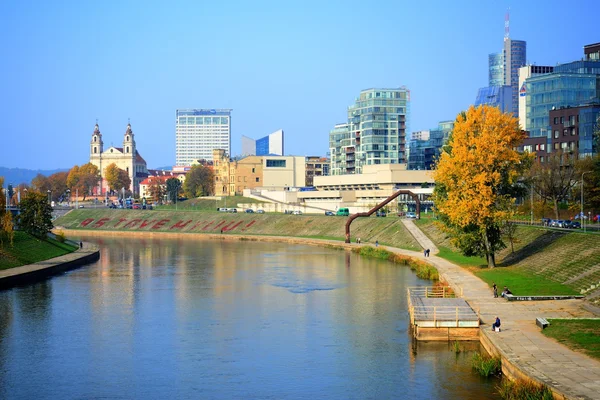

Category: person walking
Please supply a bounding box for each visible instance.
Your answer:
[426,249,430,257]
[493,283,498,298]
[375,240,379,247]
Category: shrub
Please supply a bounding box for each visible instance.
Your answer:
[352,247,440,281]
[55,230,66,243]
[496,378,554,400]
[471,352,501,377]
[452,340,461,354]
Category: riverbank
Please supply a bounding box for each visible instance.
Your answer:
[46,223,600,399]
[0,242,100,290]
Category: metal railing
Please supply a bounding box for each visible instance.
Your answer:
[407,286,456,298]
[408,305,478,325]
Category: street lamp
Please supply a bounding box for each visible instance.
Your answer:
[66,189,70,207]
[581,171,592,232]
[47,189,52,205]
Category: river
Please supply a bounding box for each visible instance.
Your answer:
[0,237,498,399]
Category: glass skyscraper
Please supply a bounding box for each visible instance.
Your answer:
[474,85,513,113]
[175,109,232,165]
[329,88,410,175]
[407,121,454,171]
[489,52,504,86]
[525,60,600,138]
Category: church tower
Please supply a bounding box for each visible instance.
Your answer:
[90,123,103,156]
[123,122,136,156]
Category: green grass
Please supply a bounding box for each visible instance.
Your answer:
[414,218,600,296]
[0,231,77,270]
[496,378,554,400]
[471,352,501,377]
[475,267,578,296]
[542,319,600,361]
[54,209,423,251]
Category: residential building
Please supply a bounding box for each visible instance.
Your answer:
[548,105,600,158]
[329,87,410,175]
[139,174,185,202]
[175,109,232,166]
[241,129,284,156]
[305,156,330,187]
[89,122,148,196]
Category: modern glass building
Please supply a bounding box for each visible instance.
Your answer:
[489,52,504,86]
[241,130,284,156]
[505,39,527,116]
[474,85,513,113]
[329,88,410,175]
[407,121,454,171]
[525,60,600,138]
[175,109,232,165]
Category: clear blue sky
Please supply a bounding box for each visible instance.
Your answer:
[1,0,598,170]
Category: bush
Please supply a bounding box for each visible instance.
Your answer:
[496,378,554,400]
[55,231,66,243]
[352,247,440,281]
[471,352,501,377]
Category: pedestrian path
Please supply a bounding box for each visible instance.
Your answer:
[399,220,600,400]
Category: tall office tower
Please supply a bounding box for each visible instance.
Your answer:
[485,12,526,117]
[329,88,410,175]
[407,121,454,171]
[489,52,504,86]
[175,109,232,166]
[504,38,527,116]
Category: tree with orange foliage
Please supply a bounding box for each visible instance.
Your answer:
[433,105,531,268]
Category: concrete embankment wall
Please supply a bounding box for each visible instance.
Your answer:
[0,246,100,290]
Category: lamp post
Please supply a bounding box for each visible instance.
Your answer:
[66,189,70,207]
[76,188,79,209]
[47,189,52,205]
[581,171,592,232]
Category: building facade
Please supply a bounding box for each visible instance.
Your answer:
[175,109,232,166]
[329,88,410,175]
[525,60,600,138]
[518,65,554,130]
[89,123,148,196]
[474,85,513,113]
[407,121,454,171]
[305,156,330,187]
[504,38,527,116]
[241,129,284,156]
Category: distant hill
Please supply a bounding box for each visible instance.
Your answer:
[0,167,70,185]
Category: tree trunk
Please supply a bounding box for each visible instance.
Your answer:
[553,197,559,220]
[483,229,496,268]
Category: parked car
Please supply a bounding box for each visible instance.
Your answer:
[245,209,254,213]
[133,204,141,209]
[292,210,303,215]
[78,205,85,208]
[376,210,387,217]
[325,211,335,216]
[565,220,581,229]
[108,203,117,209]
[541,218,551,226]
[256,209,265,214]
[551,220,567,228]
[405,212,417,219]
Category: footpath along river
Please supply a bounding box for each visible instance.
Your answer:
[0,236,499,399]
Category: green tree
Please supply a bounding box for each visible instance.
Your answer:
[17,191,53,238]
[433,105,531,268]
[184,165,215,198]
[166,178,181,203]
[104,163,131,192]
[147,178,166,204]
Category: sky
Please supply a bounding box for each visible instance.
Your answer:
[1,0,598,170]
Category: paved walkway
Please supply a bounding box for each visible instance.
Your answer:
[400,220,600,400]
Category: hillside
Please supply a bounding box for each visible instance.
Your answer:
[415,218,600,302]
[54,209,422,251]
[0,166,70,185]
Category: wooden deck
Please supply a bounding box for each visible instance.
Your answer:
[407,287,480,341]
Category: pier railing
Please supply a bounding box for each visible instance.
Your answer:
[407,286,456,299]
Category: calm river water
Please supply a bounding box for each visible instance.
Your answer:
[0,237,498,399]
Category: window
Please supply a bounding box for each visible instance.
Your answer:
[540,156,544,163]
[563,129,568,136]
[266,159,286,168]
[571,128,576,136]
[553,117,559,124]
[554,131,559,138]
[126,147,129,153]
[554,143,559,150]
[255,177,260,182]
[540,144,545,151]
[252,168,255,173]
[94,147,97,154]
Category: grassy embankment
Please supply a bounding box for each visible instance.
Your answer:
[54,197,422,252]
[0,231,78,270]
[542,319,600,361]
[414,216,600,299]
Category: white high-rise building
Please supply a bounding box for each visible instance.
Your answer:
[175,109,232,165]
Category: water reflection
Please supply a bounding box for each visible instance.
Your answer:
[0,237,498,399]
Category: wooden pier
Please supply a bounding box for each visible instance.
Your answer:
[407,287,480,341]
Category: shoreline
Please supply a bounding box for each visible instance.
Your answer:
[8,228,600,399]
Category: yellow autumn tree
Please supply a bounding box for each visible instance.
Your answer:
[433,105,531,267]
